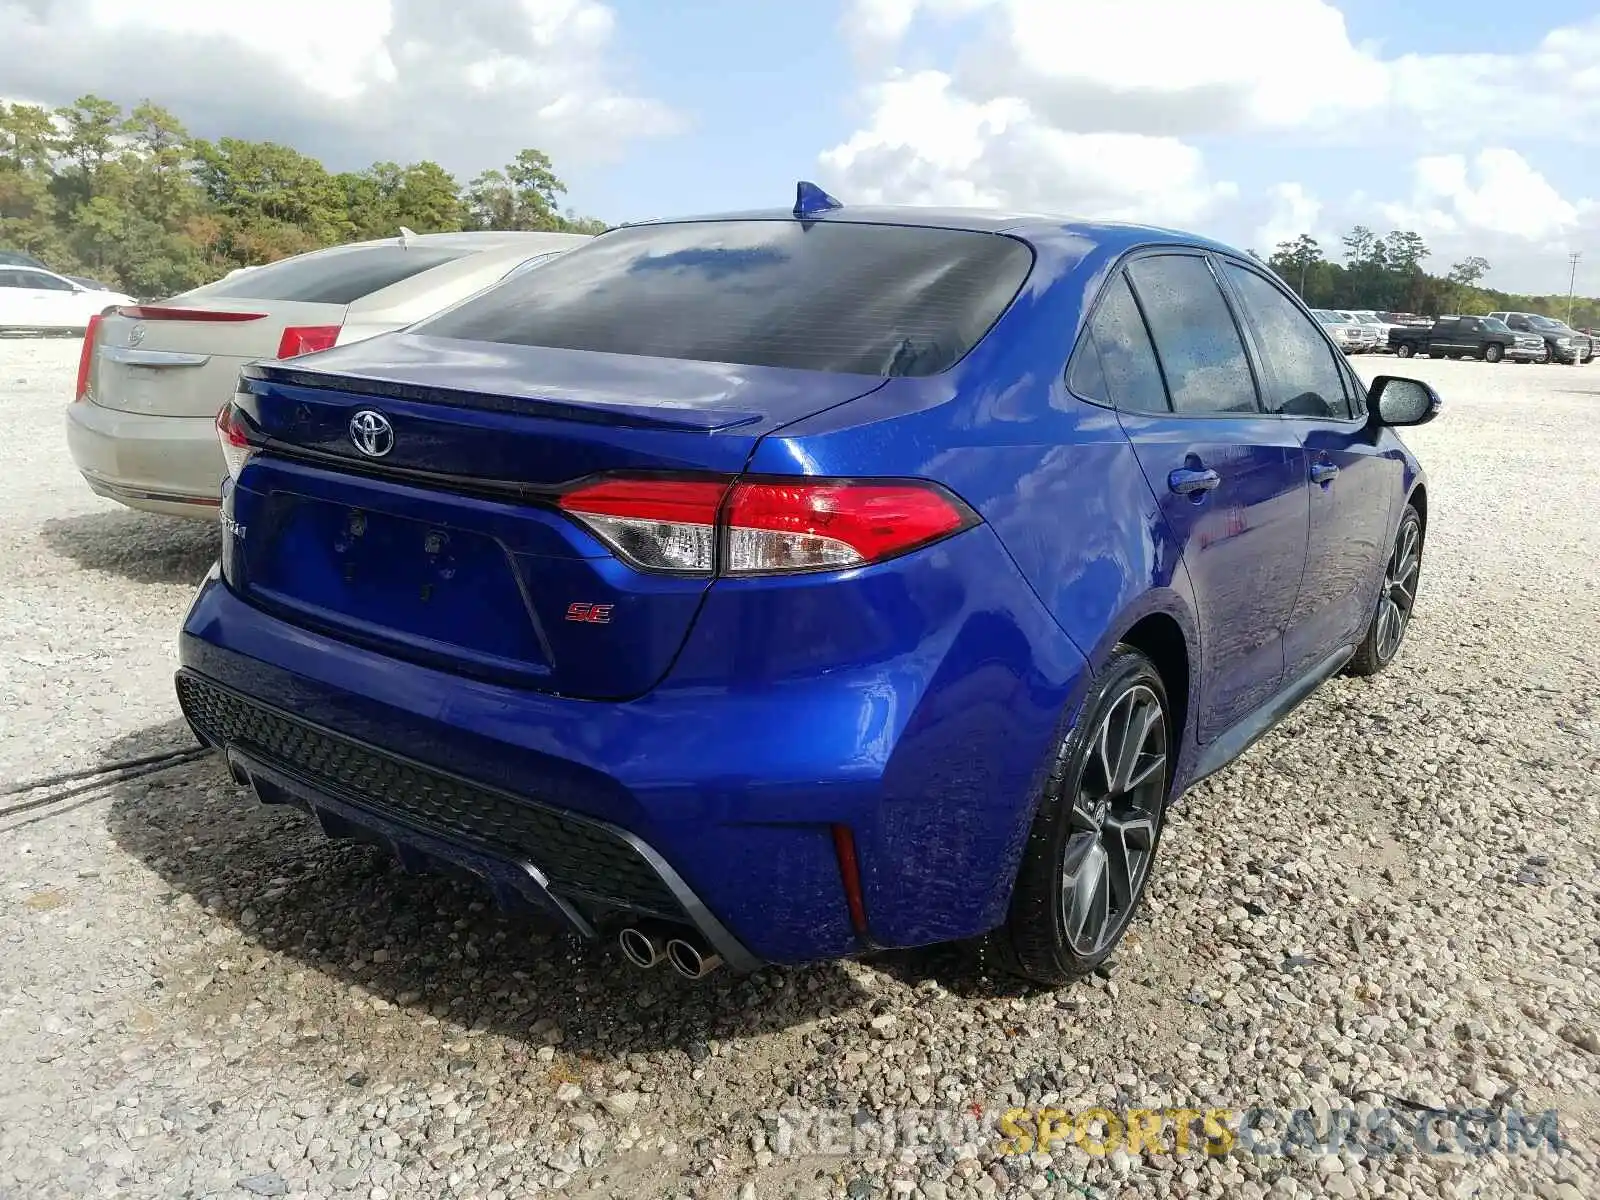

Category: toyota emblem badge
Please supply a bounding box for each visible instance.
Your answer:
[348,410,395,458]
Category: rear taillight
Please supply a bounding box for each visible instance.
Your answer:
[75,312,103,403]
[113,306,267,322]
[724,481,975,574]
[215,404,255,481]
[276,324,341,359]
[558,478,728,573]
[557,475,977,576]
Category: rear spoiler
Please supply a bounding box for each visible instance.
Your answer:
[239,360,766,433]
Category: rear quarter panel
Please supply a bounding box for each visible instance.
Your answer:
[740,228,1206,925]
[751,226,1200,689]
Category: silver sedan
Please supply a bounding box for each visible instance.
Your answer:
[66,230,590,518]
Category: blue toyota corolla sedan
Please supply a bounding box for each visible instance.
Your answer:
[176,186,1438,984]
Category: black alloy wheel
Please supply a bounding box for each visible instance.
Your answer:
[1347,505,1422,676]
[1001,646,1171,983]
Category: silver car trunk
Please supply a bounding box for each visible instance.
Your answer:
[89,298,347,418]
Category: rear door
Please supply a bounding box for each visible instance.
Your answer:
[1090,253,1309,740]
[88,242,473,419]
[0,270,35,326]
[1,269,77,328]
[1217,260,1395,678]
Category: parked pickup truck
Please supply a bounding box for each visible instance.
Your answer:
[1486,311,1594,364]
[1389,315,1542,362]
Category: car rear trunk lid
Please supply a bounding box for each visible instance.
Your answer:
[226,337,886,698]
[90,298,346,418]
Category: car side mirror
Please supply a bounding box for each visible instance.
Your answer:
[1368,376,1441,427]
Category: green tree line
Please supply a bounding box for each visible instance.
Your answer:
[1,95,608,299]
[1262,228,1599,329]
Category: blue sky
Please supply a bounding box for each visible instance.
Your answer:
[5,0,1598,294]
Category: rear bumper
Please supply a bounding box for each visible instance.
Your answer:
[181,671,762,971]
[66,403,222,518]
[178,523,1090,966]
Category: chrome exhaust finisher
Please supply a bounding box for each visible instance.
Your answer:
[665,936,724,979]
[618,925,667,969]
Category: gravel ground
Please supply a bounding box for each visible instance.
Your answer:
[1,338,1596,1200]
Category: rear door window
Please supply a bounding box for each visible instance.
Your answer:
[415,220,1034,377]
[1068,273,1169,414]
[193,245,470,305]
[17,270,73,292]
[1222,263,1352,419]
[1125,255,1259,415]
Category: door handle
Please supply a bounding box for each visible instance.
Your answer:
[1310,461,1339,485]
[1168,467,1221,495]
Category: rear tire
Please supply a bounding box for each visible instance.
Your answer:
[1347,505,1422,677]
[1396,343,1415,359]
[999,646,1172,984]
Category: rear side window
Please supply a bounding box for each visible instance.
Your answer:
[8,270,73,292]
[1127,255,1258,415]
[194,245,470,305]
[1222,264,1352,419]
[1068,274,1169,414]
[415,220,1034,377]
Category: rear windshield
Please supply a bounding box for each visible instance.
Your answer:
[194,245,470,305]
[413,220,1034,377]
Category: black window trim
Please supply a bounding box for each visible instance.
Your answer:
[1069,243,1379,423]
[1062,265,1171,413]
[1210,253,1367,427]
[1067,247,1263,416]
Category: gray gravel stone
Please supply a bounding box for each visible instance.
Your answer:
[2,346,1598,1200]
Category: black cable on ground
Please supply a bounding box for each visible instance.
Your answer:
[0,747,213,822]
[0,744,206,799]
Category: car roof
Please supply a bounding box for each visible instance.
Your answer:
[298,229,589,258]
[214,230,589,275]
[621,204,1248,258]
[176,231,591,308]
[344,236,591,313]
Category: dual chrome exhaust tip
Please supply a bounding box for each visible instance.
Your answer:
[618,925,723,979]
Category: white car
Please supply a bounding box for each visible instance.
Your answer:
[0,266,133,335]
[66,230,590,518]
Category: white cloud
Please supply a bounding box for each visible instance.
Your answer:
[820,70,1236,224]
[1254,183,1324,256]
[842,0,1389,136]
[827,1,1600,290]
[0,0,679,180]
[1381,149,1584,243]
[841,0,992,62]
